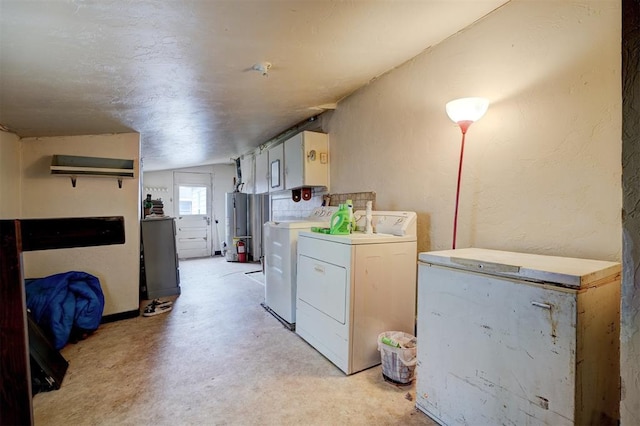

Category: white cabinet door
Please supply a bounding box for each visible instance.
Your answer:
[254,150,269,194]
[416,263,576,426]
[268,143,284,192]
[239,154,254,194]
[284,131,329,190]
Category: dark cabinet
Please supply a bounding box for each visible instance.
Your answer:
[140,218,180,300]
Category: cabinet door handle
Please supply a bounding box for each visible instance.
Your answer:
[314,265,325,274]
[531,301,552,310]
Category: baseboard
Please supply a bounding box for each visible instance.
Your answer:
[101,309,139,324]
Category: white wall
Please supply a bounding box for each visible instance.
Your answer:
[142,169,173,213]
[325,0,621,262]
[142,163,235,253]
[0,131,22,218]
[20,133,141,316]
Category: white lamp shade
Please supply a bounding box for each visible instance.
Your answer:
[446,97,489,123]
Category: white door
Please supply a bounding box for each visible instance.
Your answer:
[174,172,212,259]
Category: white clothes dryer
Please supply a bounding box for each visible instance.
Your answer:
[295,211,418,375]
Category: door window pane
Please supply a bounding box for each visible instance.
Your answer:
[179,186,207,215]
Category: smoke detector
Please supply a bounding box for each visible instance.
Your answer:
[251,62,272,77]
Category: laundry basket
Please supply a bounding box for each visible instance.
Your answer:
[377,331,417,385]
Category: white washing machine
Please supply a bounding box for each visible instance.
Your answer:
[263,206,338,329]
[295,211,417,375]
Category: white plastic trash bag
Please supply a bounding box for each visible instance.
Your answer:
[377,331,417,384]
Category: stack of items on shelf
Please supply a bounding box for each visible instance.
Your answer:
[150,199,164,216]
[143,194,166,218]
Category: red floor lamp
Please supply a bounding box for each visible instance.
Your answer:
[445,97,489,249]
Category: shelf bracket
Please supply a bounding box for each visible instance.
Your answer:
[69,177,125,188]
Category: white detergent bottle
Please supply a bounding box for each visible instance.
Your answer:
[365,201,373,234]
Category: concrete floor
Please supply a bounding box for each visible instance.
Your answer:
[33,257,435,425]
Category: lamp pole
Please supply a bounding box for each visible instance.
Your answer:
[445,97,489,250]
[452,120,472,249]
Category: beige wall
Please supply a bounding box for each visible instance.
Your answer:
[0,131,22,218]
[20,133,141,316]
[325,0,621,262]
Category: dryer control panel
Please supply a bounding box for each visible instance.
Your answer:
[354,211,416,236]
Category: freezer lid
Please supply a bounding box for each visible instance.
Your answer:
[418,248,620,288]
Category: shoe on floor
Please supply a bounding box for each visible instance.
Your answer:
[145,299,172,309]
[142,303,172,317]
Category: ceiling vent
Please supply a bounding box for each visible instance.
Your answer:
[50,155,135,188]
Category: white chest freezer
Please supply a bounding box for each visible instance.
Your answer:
[416,248,621,426]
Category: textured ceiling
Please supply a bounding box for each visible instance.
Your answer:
[0,0,507,171]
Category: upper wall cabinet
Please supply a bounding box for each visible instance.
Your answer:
[239,154,255,194]
[254,149,269,194]
[284,131,329,190]
[268,143,284,192]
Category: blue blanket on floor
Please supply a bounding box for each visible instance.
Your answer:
[25,271,105,350]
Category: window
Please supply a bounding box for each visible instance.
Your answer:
[178,186,207,215]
